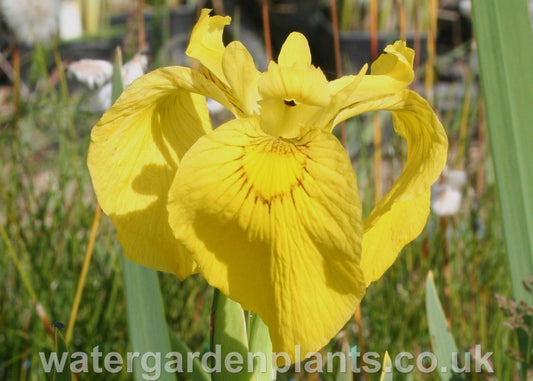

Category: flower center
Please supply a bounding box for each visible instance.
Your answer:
[284,99,297,107]
[241,136,309,204]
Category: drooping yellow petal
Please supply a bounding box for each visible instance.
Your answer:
[167,117,366,362]
[317,41,446,284]
[338,90,448,283]
[186,8,231,86]
[88,66,229,279]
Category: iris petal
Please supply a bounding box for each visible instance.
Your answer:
[222,41,261,116]
[167,117,366,362]
[258,33,330,137]
[319,41,446,284]
[327,40,415,130]
[187,9,260,118]
[335,90,447,283]
[88,66,228,279]
[277,32,312,67]
[186,8,230,86]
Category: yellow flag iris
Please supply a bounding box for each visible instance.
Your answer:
[88,9,447,363]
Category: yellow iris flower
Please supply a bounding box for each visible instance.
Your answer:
[88,9,447,363]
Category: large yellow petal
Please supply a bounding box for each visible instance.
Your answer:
[88,66,228,279]
[167,118,366,362]
[338,90,448,283]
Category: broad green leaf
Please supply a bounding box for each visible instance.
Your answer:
[52,328,73,381]
[471,0,533,304]
[247,314,273,381]
[472,0,533,373]
[168,329,211,381]
[379,351,393,381]
[211,290,253,381]
[425,272,465,381]
[123,258,176,381]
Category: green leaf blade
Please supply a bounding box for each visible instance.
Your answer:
[247,313,273,381]
[425,271,465,381]
[52,328,73,381]
[123,258,177,381]
[168,329,211,381]
[471,0,533,303]
[111,47,124,103]
[211,290,254,381]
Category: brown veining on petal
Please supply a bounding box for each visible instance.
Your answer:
[236,135,311,211]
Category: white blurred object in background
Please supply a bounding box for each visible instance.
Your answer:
[59,0,82,41]
[120,53,148,86]
[68,52,149,112]
[68,59,113,89]
[0,0,60,44]
[431,167,467,216]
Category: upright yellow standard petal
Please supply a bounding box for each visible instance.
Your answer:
[222,41,261,116]
[277,32,312,67]
[88,67,227,279]
[186,8,231,86]
[187,10,261,118]
[167,118,366,362]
